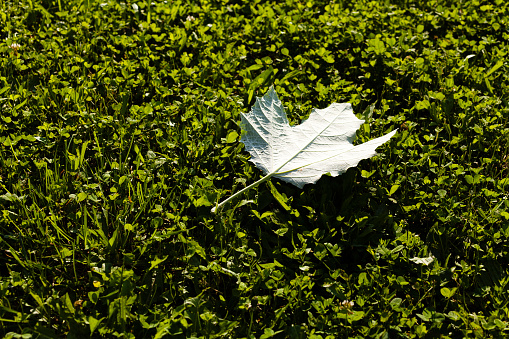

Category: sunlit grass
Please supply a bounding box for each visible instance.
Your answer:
[1,0,509,337]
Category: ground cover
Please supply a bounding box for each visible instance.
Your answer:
[1,0,509,337]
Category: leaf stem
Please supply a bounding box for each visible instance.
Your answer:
[211,174,272,213]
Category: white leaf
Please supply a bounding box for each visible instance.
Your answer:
[212,86,397,212]
[409,256,435,266]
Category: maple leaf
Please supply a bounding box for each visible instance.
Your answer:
[212,87,397,212]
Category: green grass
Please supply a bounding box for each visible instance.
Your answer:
[1,0,509,337]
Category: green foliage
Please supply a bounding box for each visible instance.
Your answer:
[1,0,509,337]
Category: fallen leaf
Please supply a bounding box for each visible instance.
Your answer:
[212,86,397,212]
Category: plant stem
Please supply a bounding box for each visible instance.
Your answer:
[211,174,272,213]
